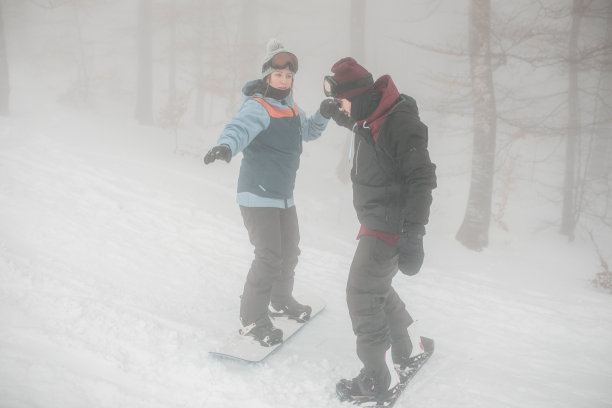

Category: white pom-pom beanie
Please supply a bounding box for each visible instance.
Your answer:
[261,39,298,78]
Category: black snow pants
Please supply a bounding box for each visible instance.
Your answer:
[347,235,414,383]
[239,205,301,326]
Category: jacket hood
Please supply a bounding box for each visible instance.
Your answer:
[355,76,421,141]
[242,79,266,97]
[356,75,399,140]
[392,94,420,118]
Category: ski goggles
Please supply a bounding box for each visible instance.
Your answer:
[323,74,374,98]
[263,52,299,73]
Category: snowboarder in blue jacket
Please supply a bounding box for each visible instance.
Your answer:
[204,39,332,346]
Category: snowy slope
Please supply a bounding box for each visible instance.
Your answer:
[1,105,612,408]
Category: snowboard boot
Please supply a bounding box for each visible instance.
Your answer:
[394,351,427,372]
[393,353,427,386]
[269,297,312,322]
[393,337,434,387]
[336,349,401,406]
[336,369,401,406]
[239,321,283,347]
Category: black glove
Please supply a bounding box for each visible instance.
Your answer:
[397,224,425,276]
[332,111,354,129]
[319,99,340,119]
[204,144,231,165]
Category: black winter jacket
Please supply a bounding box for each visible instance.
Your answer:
[340,93,437,235]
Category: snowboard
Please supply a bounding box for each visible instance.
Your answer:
[209,295,326,363]
[336,336,435,407]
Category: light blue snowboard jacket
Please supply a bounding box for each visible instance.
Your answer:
[217,80,329,208]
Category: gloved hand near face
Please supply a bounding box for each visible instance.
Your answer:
[319,99,340,119]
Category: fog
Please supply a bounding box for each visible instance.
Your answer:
[1,1,611,407]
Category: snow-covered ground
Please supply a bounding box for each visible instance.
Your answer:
[1,97,612,408]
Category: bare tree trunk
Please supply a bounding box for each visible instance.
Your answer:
[238,0,258,87]
[335,0,367,184]
[194,51,204,126]
[135,0,154,126]
[456,0,497,251]
[350,0,366,62]
[0,3,9,116]
[167,2,176,111]
[194,1,207,127]
[226,0,259,114]
[561,0,585,240]
[588,0,612,179]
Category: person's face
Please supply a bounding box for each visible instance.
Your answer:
[267,69,294,90]
[337,98,351,117]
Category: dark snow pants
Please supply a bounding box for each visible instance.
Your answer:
[239,205,300,326]
[347,235,414,383]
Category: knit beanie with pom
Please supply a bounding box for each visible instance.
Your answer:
[261,39,299,78]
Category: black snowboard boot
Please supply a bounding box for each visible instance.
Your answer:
[336,349,401,406]
[239,321,283,347]
[394,352,428,372]
[393,334,428,377]
[336,368,401,406]
[269,297,312,322]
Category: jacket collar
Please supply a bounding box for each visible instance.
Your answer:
[356,75,400,141]
[242,79,294,107]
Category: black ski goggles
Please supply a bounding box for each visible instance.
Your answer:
[263,52,299,73]
[323,74,373,98]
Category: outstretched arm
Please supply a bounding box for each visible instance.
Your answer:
[216,100,270,156]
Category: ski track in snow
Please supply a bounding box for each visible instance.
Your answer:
[1,115,612,408]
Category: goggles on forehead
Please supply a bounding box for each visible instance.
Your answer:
[323,74,374,98]
[263,52,299,73]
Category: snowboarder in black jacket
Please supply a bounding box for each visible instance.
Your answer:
[320,57,437,405]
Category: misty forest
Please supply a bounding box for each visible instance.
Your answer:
[1,0,611,408]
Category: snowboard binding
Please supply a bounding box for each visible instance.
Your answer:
[336,370,401,407]
[269,299,312,323]
[239,322,283,347]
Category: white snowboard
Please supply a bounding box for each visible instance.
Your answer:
[209,295,326,363]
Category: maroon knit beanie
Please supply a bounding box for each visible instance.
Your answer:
[330,57,373,100]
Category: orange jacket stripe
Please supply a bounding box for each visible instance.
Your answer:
[251,97,298,119]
